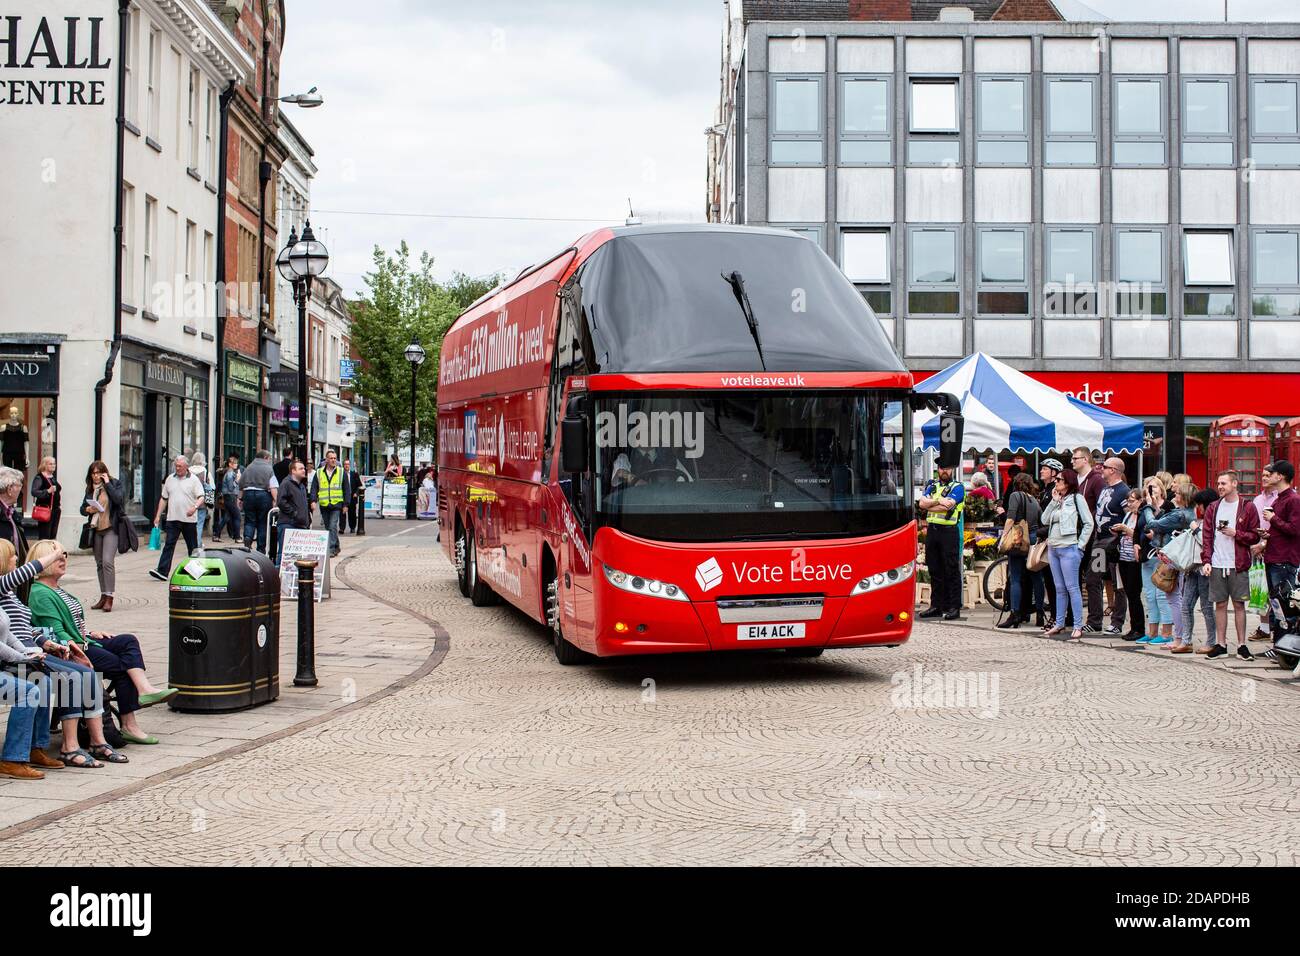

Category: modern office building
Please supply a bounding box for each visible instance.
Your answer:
[708,0,1300,480]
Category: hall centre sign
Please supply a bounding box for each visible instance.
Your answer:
[0,15,113,106]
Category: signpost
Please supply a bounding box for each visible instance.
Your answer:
[278,529,331,601]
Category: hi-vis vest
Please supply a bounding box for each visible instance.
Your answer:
[317,467,344,508]
[925,480,965,526]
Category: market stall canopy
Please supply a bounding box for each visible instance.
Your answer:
[907,353,1145,454]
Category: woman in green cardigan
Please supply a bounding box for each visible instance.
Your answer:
[28,540,175,748]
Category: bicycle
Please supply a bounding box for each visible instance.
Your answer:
[981,555,1011,613]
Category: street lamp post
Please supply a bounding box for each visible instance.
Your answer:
[404,337,425,520]
[276,221,329,466]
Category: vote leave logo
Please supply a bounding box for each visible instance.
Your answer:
[694,557,724,593]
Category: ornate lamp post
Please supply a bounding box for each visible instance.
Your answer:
[404,337,426,519]
[276,221,329,464]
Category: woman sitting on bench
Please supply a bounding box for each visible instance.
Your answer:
[26,540,176,748]
[0,540,118,769]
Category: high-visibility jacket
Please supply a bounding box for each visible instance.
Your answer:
[316,467,344,508]
[925,480,965,526]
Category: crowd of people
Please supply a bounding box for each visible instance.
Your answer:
[920,448,1299,658]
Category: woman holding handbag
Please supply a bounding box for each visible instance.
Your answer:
[82,461,125,612]
[1137,478,1175,645]
[1145,479,1197,653]
[1113,490,1148,639]
[997,472,1043,630]
[1041,469,1094,639]
[29,457,59,540]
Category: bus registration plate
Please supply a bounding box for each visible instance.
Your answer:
[737,623,806,641]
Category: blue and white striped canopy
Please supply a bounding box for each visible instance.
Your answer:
[912,353,1145,454]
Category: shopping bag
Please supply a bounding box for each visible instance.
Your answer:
[1161,527,1202,571]
[1248,560,1269,614]
[1152,556,1180,593]
[148,526,161,551]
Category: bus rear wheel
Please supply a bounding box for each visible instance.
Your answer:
[455,524,470,597]
[464,529,496,607]
[786,648,824,658]
[547,578,591,665]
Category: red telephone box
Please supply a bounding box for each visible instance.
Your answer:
[1274,417,1300,468]
[1209,415,1272,495]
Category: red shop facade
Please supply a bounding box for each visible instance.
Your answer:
[914,370,1300,487]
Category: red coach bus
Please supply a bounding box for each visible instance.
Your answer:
[437,225,961,664]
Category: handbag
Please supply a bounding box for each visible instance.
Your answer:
[31,504,51,523]
[1026,539,1050,572]
[1161,527,1202,571]
[1152,556,1180,593]
[78,521,93,551]
[998,518,1030,555]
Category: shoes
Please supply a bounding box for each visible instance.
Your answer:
[1261,648,1279,661]
[1034,612,1046,628]
[1122,631,1143,641]
[1045,625,1066,636]
[1080,624,1100,634]
[0,761,43,780]
[100,596,113,613]
[1147,636,1171,645]
[1195,644,1214,655]
[28,749,63,769]
[1170,644,1193,654]
[148,569,166,582]
[1206,645,1227,659]
[139,687,179,708]
[917,608,943,619]
[119,731,159,745]
[996,614,1021,629]
[1237,644,1255,661]
[1135,635,1152,644]
[1249,628,1272,642]
[91,595,107,610]
[1103,625,1123,635]
[942,610,962,621]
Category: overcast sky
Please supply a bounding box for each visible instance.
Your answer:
[280,0,1297,297]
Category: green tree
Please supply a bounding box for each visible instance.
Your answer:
[443,270,502,311]
[349,243,461,455]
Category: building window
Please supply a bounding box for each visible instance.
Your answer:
[769,76,823,165]
[1113,77,1166,166]
[908,78,959,165]
[839,76,890,165]
[976,77,1028,166]
[238,137,261,210]
[841,228,891,316]
[204,84,216,181]
[1045,77,1097,166]
[1250,78,1300,167]
[124,8,139,124]
[1251,228,1300,319]
[1114,227,1167,316]
[237,226,257,316]
[146,26,161,139]
[1182,78,1234,166]
[907,227,959,315]
[976,227,1028,315]
[1045,228,1097,315]
[143,196,157,306]
[187,67,199,169]
[121,183,135,305]
[184,222,196,293]
[1183,230,1235,317]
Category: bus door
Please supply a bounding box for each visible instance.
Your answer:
[555,390,595,648]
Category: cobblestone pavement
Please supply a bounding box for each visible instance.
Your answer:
[0,524,434,832]
[0,522,1296,865]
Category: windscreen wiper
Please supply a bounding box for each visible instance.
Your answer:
[721,270,767,371]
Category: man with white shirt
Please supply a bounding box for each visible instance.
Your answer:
[149,455,206,581]
[1200,470,1261,660]
[1248,467,1280,643]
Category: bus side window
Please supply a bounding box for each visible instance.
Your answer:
[558,392,591,536]
[544,289,587,475]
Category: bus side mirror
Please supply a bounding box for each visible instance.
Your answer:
[937,412,964,469]
[561,416,588,474]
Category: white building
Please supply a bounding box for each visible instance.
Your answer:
[0,0,251,539]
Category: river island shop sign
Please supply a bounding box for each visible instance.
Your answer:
[226,354,262,402]
[0,344,58,394]
[0,15,114,107]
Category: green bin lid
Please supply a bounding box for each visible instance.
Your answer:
[169,557,230,592]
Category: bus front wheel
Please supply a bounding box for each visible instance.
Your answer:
[547,578,591,666]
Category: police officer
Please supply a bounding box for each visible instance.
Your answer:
[918,465,966,621]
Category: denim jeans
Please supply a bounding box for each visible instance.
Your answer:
[1182,571,1216,646]
[1141,559,1172,625]
[195,506,207,542]
[155,520,198,577]
[1008,553,1045,615]
[1167,570,1186,641]
[321,506,341,554]
[241,490,273,554]
[214,496,242,541]
[0,670,51,761]
[1048,545,1084,627]
[42,656,104,720]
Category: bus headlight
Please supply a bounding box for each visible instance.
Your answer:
[850,561,915,596]
[603,564,689,601]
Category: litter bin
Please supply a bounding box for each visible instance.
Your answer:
[168,547,281,712]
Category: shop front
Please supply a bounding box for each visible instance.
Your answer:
[120,342,210,517]
[0,339,60,510]
[267,369,299,460]
[223,352,264,467]
[310,399,356,465]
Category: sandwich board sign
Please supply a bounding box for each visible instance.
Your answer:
[278,529,331,601]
